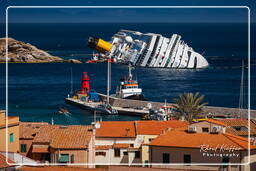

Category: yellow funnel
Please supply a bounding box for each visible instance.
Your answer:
[88,37,112,53]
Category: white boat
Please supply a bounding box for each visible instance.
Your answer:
[88,30,209,69]
[95,104,118,115]
[149,101,176,120]
[113,63,145,100]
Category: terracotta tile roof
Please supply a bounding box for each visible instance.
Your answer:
[137,120,188,135]
[0,115,19,128]
[33,125,92,149]
[95,145,112,150]
[206,119,226,126]
[96,120,188,138]
[219,119,256,136]
[96,121,136,138]
[20,122,49,139]
[0,154,15,168]
[149,128,256,150]
[19,166,106,171]
[112,143,130,149]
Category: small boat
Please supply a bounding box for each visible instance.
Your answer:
[86,52,101,63]
[95,104,118,115]
[57,106,71,115]
[86,52,115,63]
[149,101,176,120]
[113,63,145,100]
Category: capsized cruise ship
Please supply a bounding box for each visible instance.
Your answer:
[88,30,209,69]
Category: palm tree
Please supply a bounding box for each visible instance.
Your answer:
[173,92,208,123]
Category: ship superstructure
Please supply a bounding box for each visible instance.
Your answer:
[113,63,145,100]
[88,30,209,69]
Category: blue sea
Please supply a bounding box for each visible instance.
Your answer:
[0,23,255,125]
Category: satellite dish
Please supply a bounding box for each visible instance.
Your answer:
[125,36,133,43]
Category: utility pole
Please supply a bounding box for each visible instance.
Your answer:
[107,58,111,105]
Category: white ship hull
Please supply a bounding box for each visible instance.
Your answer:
[108,30,209,69]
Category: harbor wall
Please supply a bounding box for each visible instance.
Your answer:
[98,94,256,118]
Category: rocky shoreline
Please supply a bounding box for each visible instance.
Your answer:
[0,38,82,63]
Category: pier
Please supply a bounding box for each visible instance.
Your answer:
[65,93,256,118]
[65,96,149,116]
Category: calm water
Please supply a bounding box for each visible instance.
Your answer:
[0,23,255,125]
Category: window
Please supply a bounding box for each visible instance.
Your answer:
[20,144,27,152]
[135,151,140,158]
[148,138,154,142]
[184,154,191,163]
[222,157,229,168]
[202,127,209,133]
[162,153,170,163]
[114,149,120,157]
[233,126,248,131]
[223,157,229,163]
[71,154,75,163]
[96,152,106,156]
[59,154,69,163]
[234,126,241,131]
[9,133,14,143]
[123,151,128,155]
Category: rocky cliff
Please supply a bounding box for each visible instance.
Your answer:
[0,38,63,63]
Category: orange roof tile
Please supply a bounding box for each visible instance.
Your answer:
[220,119,256,136]
[206,119,226,126]
[112,143,130,149]
[0,115,19,128]
[33,125,92,149]
[137,120,188,135]
[96,121,136,138]
[0,154,15,168]
[20,122,49,139]
[96,120,188,138]
[149,129,256,150]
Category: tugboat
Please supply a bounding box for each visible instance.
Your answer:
[113,63,145,100]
